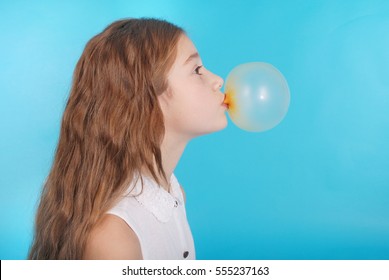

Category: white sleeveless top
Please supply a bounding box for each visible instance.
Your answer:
[107,174,196,260]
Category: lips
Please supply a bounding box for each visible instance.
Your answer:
[222,94,229,109]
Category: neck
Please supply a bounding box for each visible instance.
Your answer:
[158,132,189,191]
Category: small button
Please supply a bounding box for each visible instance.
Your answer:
[183,251,189,258]
[174,200,178,207]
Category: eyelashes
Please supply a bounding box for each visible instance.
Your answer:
[194,65,203,75]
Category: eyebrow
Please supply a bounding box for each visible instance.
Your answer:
[183,52,200,65]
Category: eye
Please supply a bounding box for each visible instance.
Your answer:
[194,65,203,75]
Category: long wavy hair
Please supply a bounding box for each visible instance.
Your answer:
[29,18,184,259]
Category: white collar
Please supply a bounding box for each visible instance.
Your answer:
[131,174,183,223]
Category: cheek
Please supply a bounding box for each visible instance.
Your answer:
[163,92,227,137]
[172,83,205,109]
[168,95,207,128]
[167,81,219,120]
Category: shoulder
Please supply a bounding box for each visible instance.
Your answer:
[83,214,142,260]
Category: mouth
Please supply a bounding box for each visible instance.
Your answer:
[222,94,229,109]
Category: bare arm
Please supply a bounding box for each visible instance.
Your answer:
[83,214,143,260]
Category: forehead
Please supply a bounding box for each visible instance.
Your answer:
[175,35,199,64]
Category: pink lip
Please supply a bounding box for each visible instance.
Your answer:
[221,95,229,109]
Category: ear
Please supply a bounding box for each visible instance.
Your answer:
[157,87,173,111]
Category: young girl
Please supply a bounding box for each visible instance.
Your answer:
[29,18,227,260]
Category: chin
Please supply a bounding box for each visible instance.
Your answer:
[210,117,228,133]
[218,120,228,131]
[219,116,229,130]
[190,116,228,138]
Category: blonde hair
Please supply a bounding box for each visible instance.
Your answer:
[29,18,184,259]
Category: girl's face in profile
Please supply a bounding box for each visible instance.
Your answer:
[160,35,228,141]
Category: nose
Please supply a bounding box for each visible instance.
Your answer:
[211,72,224,91]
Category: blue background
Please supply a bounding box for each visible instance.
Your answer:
[1,0,388,260]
